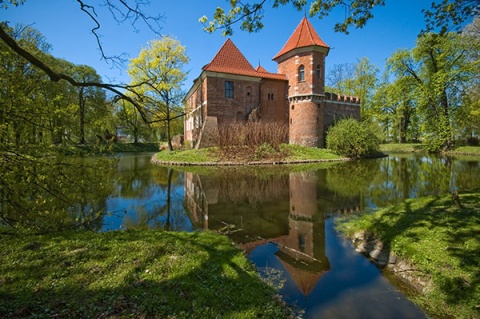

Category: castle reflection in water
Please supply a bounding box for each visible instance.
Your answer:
[183,169,361,296]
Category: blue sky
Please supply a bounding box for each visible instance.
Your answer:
[2,0,451,91]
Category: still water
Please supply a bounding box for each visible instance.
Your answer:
[102,153,480,318]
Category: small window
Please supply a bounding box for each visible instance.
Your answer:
[291,105,295,110]
[316,64,322,79]
[298,234,306,252]
[225,81,234,98]
[267,93,274,101]
[298,65,305,82]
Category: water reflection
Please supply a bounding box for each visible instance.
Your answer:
[48,153,479,318]
[103,153,192,231]
[182,165,430,318]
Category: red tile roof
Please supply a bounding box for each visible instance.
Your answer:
[255,65,269,73]
[273,17,329,60]
[203,39,287,81]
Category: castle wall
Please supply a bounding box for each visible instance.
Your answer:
[204,76,261,127]
[259,79,289,124]
[184,77,207,147]
[277,50,327,97]
[323,93,361,133]
[289,100,322,147]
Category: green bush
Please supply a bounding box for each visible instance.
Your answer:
[326,118,380,157]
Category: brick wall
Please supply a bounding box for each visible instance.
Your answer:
[205,76,261,126]
[259,79,289,124]
[277,50,326,97]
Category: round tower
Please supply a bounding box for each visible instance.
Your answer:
[273,17,330,147]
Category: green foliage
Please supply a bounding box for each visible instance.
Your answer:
[127,36,189,151]
[0,25,119,232]
[0,230,290,318]
[337,190,480,319]
[201,1,477,35]
[326,118,380,157]
[327,58,380,124]
[387,30,479,151]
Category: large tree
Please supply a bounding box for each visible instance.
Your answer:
[127,36,189,151]
[387,30,479,151]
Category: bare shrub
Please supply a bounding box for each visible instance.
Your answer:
[219,122,287,148]
[217,121,288,159]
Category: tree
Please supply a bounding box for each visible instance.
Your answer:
[70,64,106,144]
[201,0,479,35]
[127,36,189,151]
[373,68,418,143]
[388,31,478,151]
[326,63,355,93]
[0,1,165,117]
[327,57,379,123]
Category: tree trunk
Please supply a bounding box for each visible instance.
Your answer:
[165,94,173,152]
[79,88,86,144]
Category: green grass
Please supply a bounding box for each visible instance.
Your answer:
[154,144,343,165]
[155,147,220,163]
[337,191,480,319]
[0,230,289,319]
[280,144,342,161]
[380,143,425,153]
[448,146,480,156]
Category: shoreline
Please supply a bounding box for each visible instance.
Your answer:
[150,154,352,166]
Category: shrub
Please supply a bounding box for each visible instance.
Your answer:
[217,121,288,158]
[326,118,380,157]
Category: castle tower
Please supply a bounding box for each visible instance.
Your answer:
[273,18,330,147]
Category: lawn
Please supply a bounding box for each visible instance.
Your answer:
[0,230,289,319]
[154,144,343,165]
[337,190,480,319]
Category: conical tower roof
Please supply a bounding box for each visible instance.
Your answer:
[273,17,329,60]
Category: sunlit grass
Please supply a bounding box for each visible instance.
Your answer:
[0,230,289,318]
[380,143,425,153]
[155,147,220,163]
[154,144,344,165]
[449,146,480,156]
[337,190,480,319]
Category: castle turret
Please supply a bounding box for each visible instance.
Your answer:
[273,17,330,147]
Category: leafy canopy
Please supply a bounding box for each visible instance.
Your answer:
[200,0,478,35]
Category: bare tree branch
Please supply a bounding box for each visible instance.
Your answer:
[0,22,152,122]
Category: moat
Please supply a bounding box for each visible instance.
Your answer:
[97,152,480,318]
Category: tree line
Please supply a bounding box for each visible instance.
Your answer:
[325,18,480,152]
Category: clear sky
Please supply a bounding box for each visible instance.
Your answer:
[1,0,458,92]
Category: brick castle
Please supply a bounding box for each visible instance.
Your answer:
[184,17,360,148]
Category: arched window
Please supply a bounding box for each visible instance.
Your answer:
[316,64,322,79]
[298,65,305,82]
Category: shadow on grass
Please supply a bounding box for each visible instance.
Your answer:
[0,231,287,319]
[359,191,480,316]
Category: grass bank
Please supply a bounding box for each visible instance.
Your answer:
[381,143,480,156]
[56,142,159,155]
[448,146,480,156]
[0,230,289,319]
[380,143,425,153]
[154,144,343,165]
[337,191,480,319]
